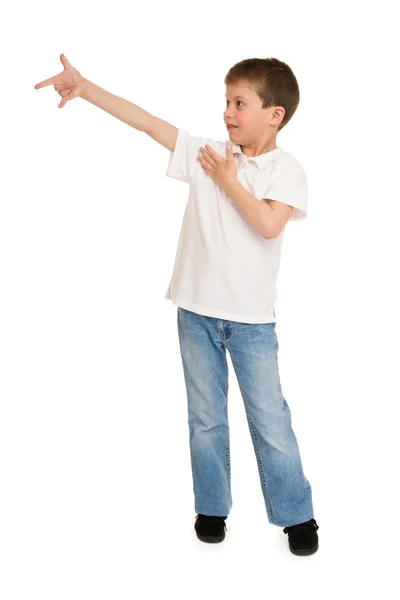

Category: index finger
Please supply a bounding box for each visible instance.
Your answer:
[205,145,221,159]
[34,74,63,89]
[205,144,218,155]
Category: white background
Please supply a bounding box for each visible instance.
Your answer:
[1,0,399,597]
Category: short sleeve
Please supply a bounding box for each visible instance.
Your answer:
[165,128,210,184]
[263,157,308,221]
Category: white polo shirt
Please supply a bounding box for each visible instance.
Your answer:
[164,128,308,324]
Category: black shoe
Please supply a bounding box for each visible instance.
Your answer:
[194,514,228,543]
[283,518,319,556]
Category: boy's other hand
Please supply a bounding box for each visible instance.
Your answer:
[197,144,238,188]
[34,54,85,108]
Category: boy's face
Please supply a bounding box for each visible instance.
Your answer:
[224,81,280,146]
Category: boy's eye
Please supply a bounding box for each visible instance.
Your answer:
[225,100,244,106]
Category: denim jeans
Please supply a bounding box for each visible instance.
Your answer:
[176,306,315,528]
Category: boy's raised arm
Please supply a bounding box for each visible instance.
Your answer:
[82,79,178,151]
[81,78,154,133]
[146,116,179,153]
[34,54,178,152]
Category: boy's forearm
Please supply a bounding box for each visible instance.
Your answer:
[81,78,153,133]
[222,177,276,239]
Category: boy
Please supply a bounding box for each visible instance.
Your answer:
[34,54,319,556]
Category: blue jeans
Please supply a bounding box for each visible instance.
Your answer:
[177,307,315,527]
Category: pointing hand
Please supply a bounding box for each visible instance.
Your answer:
[34,54,85,108]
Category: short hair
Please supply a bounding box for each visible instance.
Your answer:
[224,57,300,132]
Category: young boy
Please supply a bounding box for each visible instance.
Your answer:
[34,54,319,556]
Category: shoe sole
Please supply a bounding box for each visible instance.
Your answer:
[289,542,318,556]
[195,531,226,543]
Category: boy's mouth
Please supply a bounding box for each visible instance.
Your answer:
[227,125,238,130]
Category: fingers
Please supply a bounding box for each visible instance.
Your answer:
[58,92,71,108]
[34,54,72,90]
[57,88,71,98]
[199,149,213,166]
[54,82,74,93]
[60,53,72,69]
[34,74,63,89]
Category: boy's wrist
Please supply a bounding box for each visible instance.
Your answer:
[81,77,89,99]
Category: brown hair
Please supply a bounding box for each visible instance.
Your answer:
[224,57,300,132]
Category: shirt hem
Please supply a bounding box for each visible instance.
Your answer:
[165,295,276,324]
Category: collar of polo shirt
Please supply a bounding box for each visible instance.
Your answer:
[229,143,283,171]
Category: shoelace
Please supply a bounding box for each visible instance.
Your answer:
[283,518,319,534]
